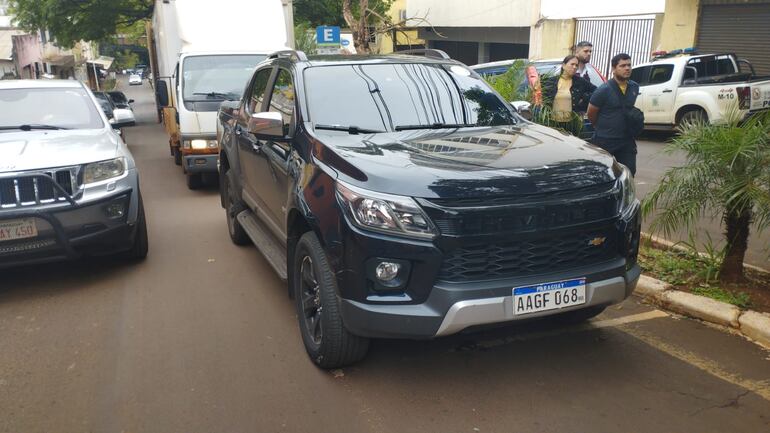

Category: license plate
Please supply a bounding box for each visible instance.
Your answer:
[0,218,38,242]
[513,277,586,316]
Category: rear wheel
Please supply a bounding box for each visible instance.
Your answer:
[294,232,369,368]
[678,109,708,128]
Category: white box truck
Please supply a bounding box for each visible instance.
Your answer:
[151,0,294,189]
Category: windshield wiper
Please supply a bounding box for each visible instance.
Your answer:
[192,92,237,100]
[394,122,477,131]
[0,124,70,131]
[314,124,385,135]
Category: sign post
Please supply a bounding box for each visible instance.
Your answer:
[316,26,341,55]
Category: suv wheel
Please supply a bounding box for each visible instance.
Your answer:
[293,232,369,368]
[122,191,148,260]
[222,168,250,245]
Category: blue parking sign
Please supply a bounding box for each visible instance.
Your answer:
[316,26,341,46]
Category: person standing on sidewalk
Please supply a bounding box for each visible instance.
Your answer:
[574,41,594,82]
[586,53,642,175]
[541,55,596,135]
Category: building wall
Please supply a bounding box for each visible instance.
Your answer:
[529,19,575,60]
[407,0,537,27]
[12,33,42,79]
[379,0,424,54]
[652,0,699,51]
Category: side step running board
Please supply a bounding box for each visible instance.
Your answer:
[236,210,288,281]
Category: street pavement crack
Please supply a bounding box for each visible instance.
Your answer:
[689,390,751,416]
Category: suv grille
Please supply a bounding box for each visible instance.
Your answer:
[0,168,79,208]
[438,229,619,282]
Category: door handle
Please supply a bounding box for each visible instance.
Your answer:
[662,89,673,93]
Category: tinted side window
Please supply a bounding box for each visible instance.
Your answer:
[648,65,674,85]
[267,69,295,132]
[249,68,272,113]
[631,66,650,86]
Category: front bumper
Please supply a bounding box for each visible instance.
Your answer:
[341,264,640,338]
[0,171,140,268]
[184,154,218,174]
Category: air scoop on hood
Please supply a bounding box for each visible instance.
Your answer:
[316,123,618,199]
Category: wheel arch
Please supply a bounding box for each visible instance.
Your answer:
[675,104,708,124]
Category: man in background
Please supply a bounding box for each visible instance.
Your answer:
[587,53,640,175]
[574,41,594,82]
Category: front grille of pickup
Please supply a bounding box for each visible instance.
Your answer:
[438,229,619,282]
[0,168,79,208]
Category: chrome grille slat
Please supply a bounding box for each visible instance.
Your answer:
[0,166,81,209]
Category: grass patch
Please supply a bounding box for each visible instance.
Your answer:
[638,243,754,309]
[690,285,752,309]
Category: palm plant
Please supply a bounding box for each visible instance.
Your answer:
[642,108,770,283]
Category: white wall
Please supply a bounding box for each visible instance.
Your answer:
[540,0,665,19]
[407,0,538,27]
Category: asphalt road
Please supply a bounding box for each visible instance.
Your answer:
[1,78,769,433]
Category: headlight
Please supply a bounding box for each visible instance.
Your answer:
[336,181,437,239]
[83,158,125,184]
[617,165,637,216]
[187,139,217,149]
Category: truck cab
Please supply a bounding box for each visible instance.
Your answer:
[632,51,770,129]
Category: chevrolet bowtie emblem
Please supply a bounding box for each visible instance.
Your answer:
[587,237,606,246]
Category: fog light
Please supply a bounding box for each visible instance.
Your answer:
[104,202,126,219]
[375,261,401,282]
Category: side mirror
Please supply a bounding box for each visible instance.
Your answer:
[156,80,169,107]
[248,111,285,138]
[128,99,135,104]
[510,101,532,120]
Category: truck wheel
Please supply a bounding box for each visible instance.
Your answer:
[123,191,148,260]
[293,231,369,368]
[173,148,182,166]
[678,109,708,128]
[186,173,203,190]
[222,168,250,246]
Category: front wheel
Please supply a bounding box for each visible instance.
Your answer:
[121,191,148,260]
[294,232,369,368]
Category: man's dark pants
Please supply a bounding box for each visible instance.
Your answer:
[592,137,637,175]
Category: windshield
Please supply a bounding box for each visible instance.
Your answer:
[108,92,128,103]
[182,54,267,101]
[0,87,104,130]
[305,63,517,132]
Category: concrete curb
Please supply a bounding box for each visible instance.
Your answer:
[634,274,770,349]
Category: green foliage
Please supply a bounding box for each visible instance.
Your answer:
[677,233,726,284]
[294,0,392,27]
[641,107,770,280]
[294,22,317,55]
[113,49,140,72]
[10,0,153,47]
[691,285,752,309]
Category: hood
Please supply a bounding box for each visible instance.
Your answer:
[0,129,119,172]
[313,123,619,199]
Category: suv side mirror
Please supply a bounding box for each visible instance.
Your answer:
[248,112,284,138]
[128,99,135,104]
[156,80,169,107]
[510,101,532,120]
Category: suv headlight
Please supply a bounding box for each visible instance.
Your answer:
[83,158,126,184]
[617,165,637,217]
[336,181,437,239]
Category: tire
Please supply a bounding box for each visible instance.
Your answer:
[293,232,369,368]
[555,305,606,325]
[186,173,203,190]
[222,168,250,246]
[123,191,148,260]
[173,147,182,166]
[678,109,708,128]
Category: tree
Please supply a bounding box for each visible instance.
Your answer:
[641,108,770,283]
[10,0,153,47]
[113,49,140,72]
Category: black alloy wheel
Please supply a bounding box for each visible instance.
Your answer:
[223,169,250,245]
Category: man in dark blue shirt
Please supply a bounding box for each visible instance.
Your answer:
[587,53,640,175]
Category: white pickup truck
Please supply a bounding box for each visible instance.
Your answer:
[631,52,770,129]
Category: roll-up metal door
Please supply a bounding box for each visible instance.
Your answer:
[575,18,655,79]
[698,3,770,76]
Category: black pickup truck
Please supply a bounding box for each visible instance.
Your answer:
[217,50,641,368]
